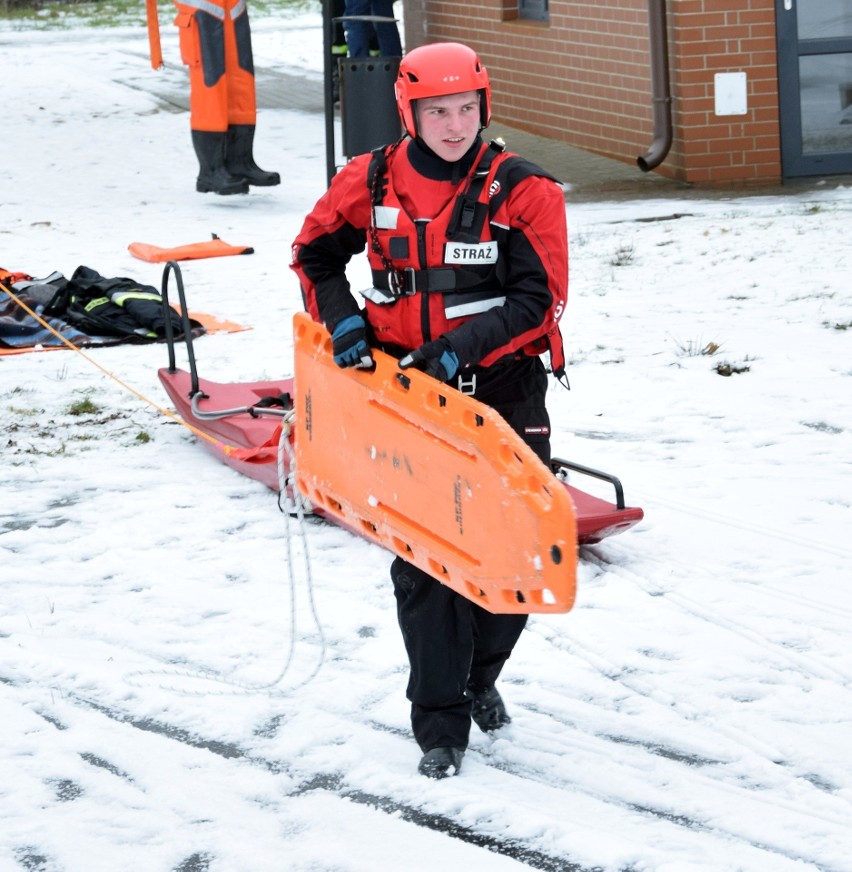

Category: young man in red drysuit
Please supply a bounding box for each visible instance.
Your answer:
[291,42,568,778]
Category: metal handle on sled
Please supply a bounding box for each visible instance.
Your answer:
[550,457,627,510]
[160,260,202,398]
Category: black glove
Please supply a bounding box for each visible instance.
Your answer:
[331,315,374,369]
[398,338,459,382]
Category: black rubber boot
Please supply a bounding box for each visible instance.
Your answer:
[225,124,280,186]
[418,747,464,779]
[191,130,249,195]
[469,685,511,732]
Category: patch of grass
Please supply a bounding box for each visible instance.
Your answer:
[802,420,842,434]
[0,0,146,28]
[790,290,835,302]
[824,320,851,331]
[672,337,722,358]
[67,397,100,416]
[135,431,151,443]
[714,359,752,377]
[0,0,316,29]
[23,441,68,457]
[609,243,635,267]
[7,405,43,418]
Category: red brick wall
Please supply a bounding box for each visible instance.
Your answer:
[404,0,654,167]
[670,0,780,184]
[403,0,782,186]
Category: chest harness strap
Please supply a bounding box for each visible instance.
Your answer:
[368,139,507,298]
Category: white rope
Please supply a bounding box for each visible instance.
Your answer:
[274,417,327,689]
[125,416,327,697]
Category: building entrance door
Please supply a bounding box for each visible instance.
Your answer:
[777,0,852,176]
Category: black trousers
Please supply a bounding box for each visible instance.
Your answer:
[391,356,551,752]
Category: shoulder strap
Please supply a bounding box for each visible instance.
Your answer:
[488,156,561,215]
[367,145,402,285]
[445,138,507,240]
[368,145,391,206]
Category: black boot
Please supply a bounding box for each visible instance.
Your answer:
[191,130,249,195]
[225,124,280,187]
[418,747,464,779]
[469,685,511,732]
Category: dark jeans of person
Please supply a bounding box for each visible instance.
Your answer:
[343,0,402,58]
[391,355,551,752]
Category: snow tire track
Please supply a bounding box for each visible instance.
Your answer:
[7,681,596,872]
[50,683,852,871]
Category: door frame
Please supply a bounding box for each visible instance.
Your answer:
[776,0,852,177]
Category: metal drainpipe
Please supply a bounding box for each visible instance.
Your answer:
[637,0,673,172]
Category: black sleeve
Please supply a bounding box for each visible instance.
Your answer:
[296,224,367,330]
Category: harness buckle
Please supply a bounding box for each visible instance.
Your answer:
[457,373,477,395]
[389,267,416,297]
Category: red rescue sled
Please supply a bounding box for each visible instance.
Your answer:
[157,265,644,613]
[157,369,644,546]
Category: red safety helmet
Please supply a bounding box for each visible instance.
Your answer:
[395,42,492,138]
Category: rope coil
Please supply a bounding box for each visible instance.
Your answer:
[2,282,326,697]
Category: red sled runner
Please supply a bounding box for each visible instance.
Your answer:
[157,264,644,614]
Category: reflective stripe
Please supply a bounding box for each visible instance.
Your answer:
[230,0,246,19]
[83,297,110,313]
[444,296,506,319]
[373,206,399,230]
[110,291,162,306]
[180,0,226,19]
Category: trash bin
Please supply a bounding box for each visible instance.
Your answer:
[340,57,401,159]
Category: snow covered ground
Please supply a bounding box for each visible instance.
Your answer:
[2,9,852,872]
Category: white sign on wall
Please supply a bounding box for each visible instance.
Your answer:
[714,72,748,116]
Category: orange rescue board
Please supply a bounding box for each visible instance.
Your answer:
[128,238,254,263]
[292,312,577,615]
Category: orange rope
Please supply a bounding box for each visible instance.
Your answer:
[1,284,231,451]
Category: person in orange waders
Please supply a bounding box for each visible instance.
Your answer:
[173,0,280,195]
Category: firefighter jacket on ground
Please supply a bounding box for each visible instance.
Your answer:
[5,266,187,340]
[174,0,257,131]
[290,135,568,375]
